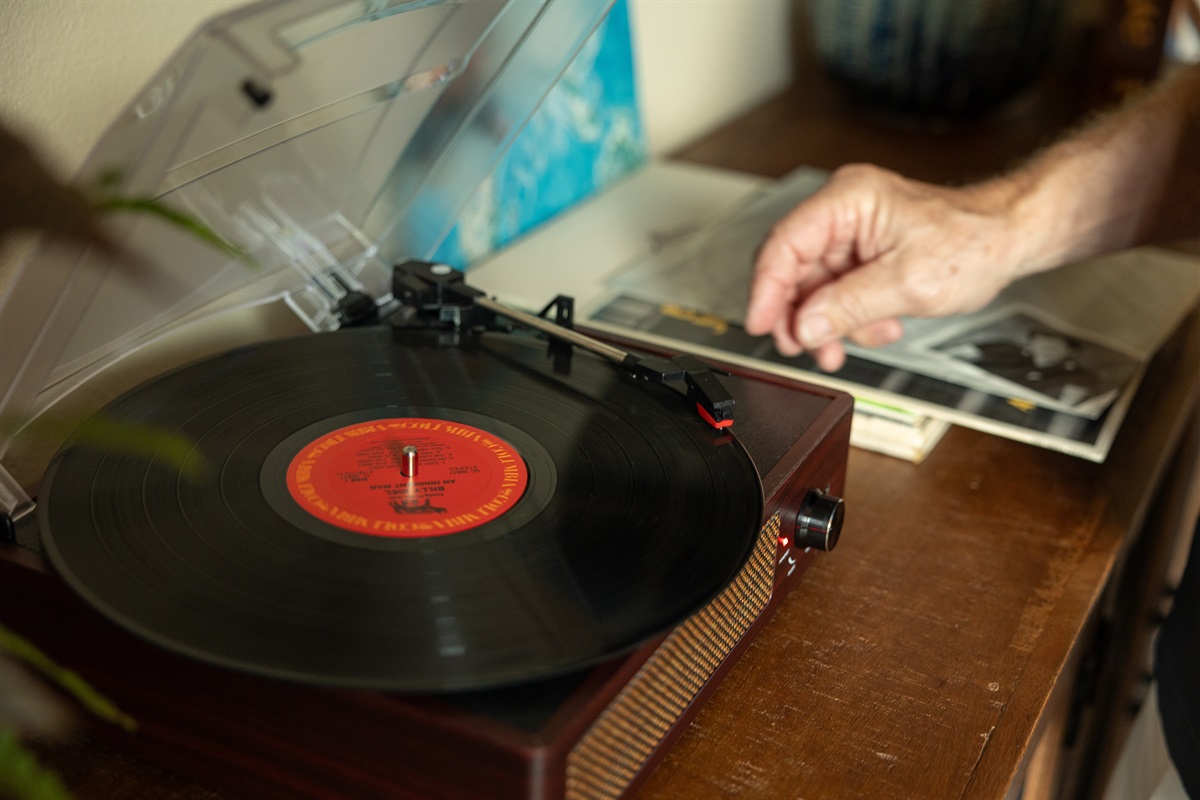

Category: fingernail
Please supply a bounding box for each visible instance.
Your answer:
[799,314,832,348]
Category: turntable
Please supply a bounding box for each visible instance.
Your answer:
[0,2,851,798]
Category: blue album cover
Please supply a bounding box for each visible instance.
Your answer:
[434,0,646,269]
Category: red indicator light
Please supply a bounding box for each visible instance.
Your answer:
[778,536,790,547]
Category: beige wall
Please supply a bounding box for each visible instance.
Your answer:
[0,0,795,178]
[0,0,248,175]
[630,0,794,153]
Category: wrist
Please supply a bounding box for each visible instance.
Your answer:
[977,65,1200,272]
[956,174,1051,283]
[972,152,1131,280]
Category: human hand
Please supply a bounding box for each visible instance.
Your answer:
[744,164,1029,371]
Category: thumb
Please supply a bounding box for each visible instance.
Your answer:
[793,262,915,350]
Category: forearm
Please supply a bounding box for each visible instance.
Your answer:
[994,62,1200,275]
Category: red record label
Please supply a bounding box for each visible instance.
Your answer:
[285,418,529,537]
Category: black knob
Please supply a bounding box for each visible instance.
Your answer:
[794,489,845,552]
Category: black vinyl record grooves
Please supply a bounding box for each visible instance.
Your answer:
[38,326,763,691]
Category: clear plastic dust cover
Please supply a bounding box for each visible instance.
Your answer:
[0,0,615,514]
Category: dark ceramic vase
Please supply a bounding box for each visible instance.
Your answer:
[804,0,1066,119]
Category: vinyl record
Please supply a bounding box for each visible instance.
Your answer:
[38,326,763,691]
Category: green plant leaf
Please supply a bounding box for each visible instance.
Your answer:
[0,414,207,481]
[96,195,249,262]
[0,625,136,733]
[0,731,75,800]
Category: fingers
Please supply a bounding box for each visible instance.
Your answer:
[810,340,848,372]
[788,263,916,352]
[746,165,894,349]
[744,238,802,338]
[745,224,833,339]
[848,318,904,348]
[745,163,946,370]
[780,309,901,372]
[761,280,903,369]
[814,318,902,371]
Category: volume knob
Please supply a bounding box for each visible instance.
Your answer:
[794,489,845,552]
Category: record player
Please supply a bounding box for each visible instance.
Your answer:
[0,2,852,798]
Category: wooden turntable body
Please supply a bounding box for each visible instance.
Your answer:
[2,350,850,800]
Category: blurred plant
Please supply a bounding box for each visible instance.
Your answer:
[0,125,111,254]
[0,624,136,732]
[1,123,242,260]
[0,414,209,481]
[0,731,72,800]
[0,119,236,798]
[0,623,136,800]
[93,169,248,261]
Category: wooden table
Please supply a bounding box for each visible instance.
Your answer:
[637,61,1200,800]
[24,59,1200,800]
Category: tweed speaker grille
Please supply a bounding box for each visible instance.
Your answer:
[565,513,782,800]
